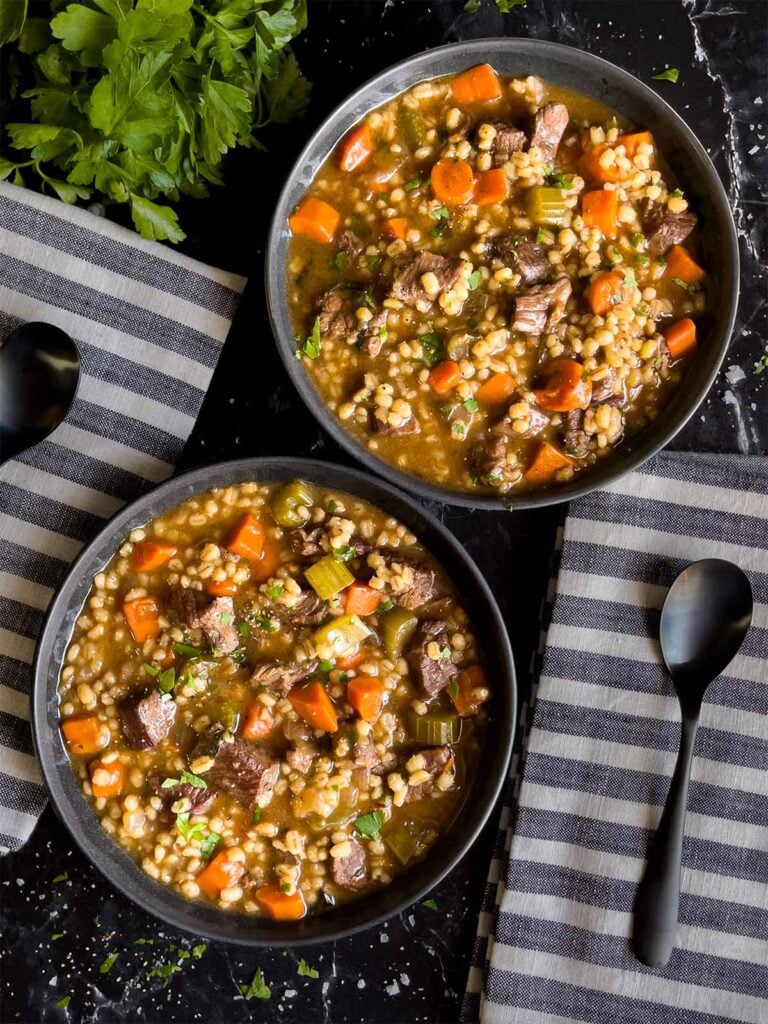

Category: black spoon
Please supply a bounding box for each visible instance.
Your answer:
[0,322,80,465]
[632,558,753,968]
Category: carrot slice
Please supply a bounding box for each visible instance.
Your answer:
[473,167,508,206]
[61,716,110,756]
[663,317,697,360]
[449,664,491,717]
[226,514,265,561]
[524,441,574,485]
[197,850,245,900]
[241,701,276,742]
[533,358,592,412]
[347,675,386,723]
[344,581,381,617]
[585,270,626,316]
[250,537,282,583]
[206,578,238,597]
[430,158,475,206]
[289,196,340,244]
[123,595,162,643]
[336,647,366,671]
[663,244,706,284]
[255,883,307,920]
[89,758,124,798]
[451,64,502,104]
[384,217,409,240]
[131,541,176,572]
[581,189,619,238]
[427,359,462,395]
[340,124,374,172]
[617,131,654,160]
[289,680,338,733]
[476,372,517,406]
[578,143,621,185]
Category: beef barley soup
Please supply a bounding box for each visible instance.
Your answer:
[58,480,489,919]
[288,66,708,495]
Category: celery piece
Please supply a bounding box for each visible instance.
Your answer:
[304,556,354,601]
[312,614,371,657]
[380,606,418,661]
[408,712,461,745]
[398,108,426,149]
[383,819,431,866]
[527,186,570,227]
[271,480,314,528]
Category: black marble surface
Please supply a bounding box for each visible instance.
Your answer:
[2,2,766,1022]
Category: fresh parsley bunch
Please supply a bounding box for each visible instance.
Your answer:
[0,0,310,242]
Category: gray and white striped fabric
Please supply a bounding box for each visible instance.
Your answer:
[464,451,768,1024]
[0,181,246,853]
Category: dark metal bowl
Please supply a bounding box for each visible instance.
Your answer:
[265,38,739,509]
[32,458,516,946]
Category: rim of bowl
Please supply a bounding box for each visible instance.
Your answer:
[265,37,739,510]
[32,457,516,946]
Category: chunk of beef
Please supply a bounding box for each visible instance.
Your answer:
[188,595,239,655]
[371,410,421,436]
[338,230,364,257]
[380,555,436,610]
[511,276,572,334]
[251,658,319,697]
[330,837,368,890]
[589,369,618,405]
[475,121,526,166]
[390,252,462,307]
[119,689,176,750]
[148,773,217,814]
[270,591,327,628]
[405,746,454,802]
[289,526,324,558]
[472,417,512,487]
[316,288,358,342]
[529,102,570,165]
[207,737,279,809]
[495,236,551,287]
[407,620,455,697]
[416,596,455,620]
[283,716,320,773]
[351,734,381,771]
[562,409,591,457]
[360,308,388,358]
[349,535,373,556]
[639,199,697,255]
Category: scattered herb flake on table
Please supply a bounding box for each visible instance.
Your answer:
[297,958,320,979]
[652,67,681,83]
[99,951,119,974]
[240,967,271,1000]
[54,995,71,1009]
[52,872,68,883]
[422,898,439,910]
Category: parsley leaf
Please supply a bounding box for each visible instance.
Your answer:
[467,269,482,290]
[331,251,346,271]
[546,171,573,189]
[354,810,385,840]
[99,951,119,974]
[333,545,357,562]
[52,872,68,883]
[464,0,482,10]
[652,67,680,83]
[422,898,439,910]
[419,330,443,369]
[301,316,322,360]
[172,642,200,658]
[297,958,319,978]
[241,968,271,1000]
[54,996,71,1009]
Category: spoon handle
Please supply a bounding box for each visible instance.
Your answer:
[632,714,698,967]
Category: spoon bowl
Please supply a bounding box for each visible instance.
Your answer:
[632,558,753,967]
[0,322,80,464]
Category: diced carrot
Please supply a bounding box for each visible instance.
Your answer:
[524,441,574,485]
[451,64,502,105]
[206,578,238,597]
[160,649,176,667]
[344,581,381,617]
[449,664,491,717]
[123,595,162,643]
[241,701,276,741]
[585,270,626,316]
[476,372,517,406]
[663,244,706,284]
[581,189,619,238]
[663,317,697,360]
[289,680,338,733]
[473,167,508,206]
[250,537,282,583]
[427,359,462,395]
[61,715,110,756]
[617,131,654,160]
[336,647,366,671]
[384,217,409,240]
[340,124,374,172]
[226,513,265,561]
[131,541,176,572]
[197,850,245,900]
[430,158,475,206]
[578,143,621,185]
[89,758,124,798]
[288,196,340,244]
[255,883,307,920]
[533,358,592,412]
[346,675,386,723]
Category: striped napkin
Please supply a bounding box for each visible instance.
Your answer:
[0,181,246,853]
[464,451,768,1024]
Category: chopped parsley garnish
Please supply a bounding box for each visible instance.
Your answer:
[754,354,768,375]
[219,612,234,625]
[297,959,319,979]
[299,317,322,360]
[199,831,221,860]
[236,621,251,638]
[422,898,439,910]
[634,254,650,265]
[52,872,68,883]
[162,770,207,790]
[157,668,176,695]
[252,807,262,824]
[280,882,292,893]
[670,188,683,199]
[135,938,154,945]
[265,581,284,600]
[430,206,450,237]
[143,662,160,677]
[637,303,650,316]
[318,660,334,673]
[172,642,199,657]
[334,545,358,562]
[535,227,547,243]
[451,421,466,438]
[467,269,482,290]
[255,615,278,633]
[192,944,207,959]
[99,952,119,974]
[379,598,394,612]
[240,968,271,1000]
[54,996,71,1009]
[670,277,702,293]
[347,726,359,747]
[464,0,481,10]
[652,67,680,83]
[546,171,573,189]
[630,232,645,248]
[354,810,385,840]
[419,330,443,368]
[366,253,382,271]
[404,178,425,191]
[230,649,246,663]
[463,398,479,413]
[51,932,64,940]
[331,251,347,271]
[174,812,222,857]
[327,499,338,513]
[362,285,375,309]
[440,404,455,419]
[148,962,182,983]
[379,320,389,344]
